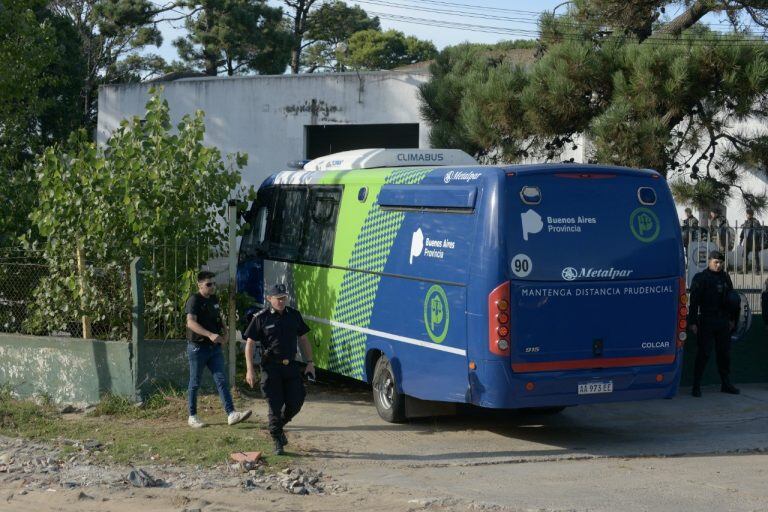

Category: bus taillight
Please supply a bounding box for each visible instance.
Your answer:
[489,281,511,356]
[677,278,687,349]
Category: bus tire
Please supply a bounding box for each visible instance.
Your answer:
[372,355,406,423]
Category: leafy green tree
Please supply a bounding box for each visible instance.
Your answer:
[302,1,380,72]
[173,0,292,76]
[421,3,768,211]
[24,88,252,338]
[50,0,169,131]
[0,0,84,244]
[343,29,437,71]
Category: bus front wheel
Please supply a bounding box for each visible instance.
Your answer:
[372,356,406,423]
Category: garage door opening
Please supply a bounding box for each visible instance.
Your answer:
[305,124,419,159]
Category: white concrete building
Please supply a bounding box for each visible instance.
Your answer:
[97,70,432,191]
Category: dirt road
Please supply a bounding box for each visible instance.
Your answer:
[3,380,768,511]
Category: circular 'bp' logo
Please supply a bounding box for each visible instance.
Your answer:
[630,207,660,243]
[424,285,449,343]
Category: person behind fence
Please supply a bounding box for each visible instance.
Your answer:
[681,207,699,252]
[687,251,741,398]
[739,208,762,265]
[244,283,314,455]
[185,270,252,428]
[708,208,728,252]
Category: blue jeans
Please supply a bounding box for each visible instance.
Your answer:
[187,342,234,416]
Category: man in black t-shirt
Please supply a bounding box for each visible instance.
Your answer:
[244,283,314,455]
[184,270,251,428]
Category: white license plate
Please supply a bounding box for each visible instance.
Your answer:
[578,381,614,395]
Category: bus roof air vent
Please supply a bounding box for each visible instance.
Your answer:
[302,148,478,171]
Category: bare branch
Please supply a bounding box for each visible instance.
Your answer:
[656,0,715,37]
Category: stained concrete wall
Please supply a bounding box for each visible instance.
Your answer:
[97,71,432,191]
[0,334,134,405]
[136,339,224,393]
[0,335,227,405]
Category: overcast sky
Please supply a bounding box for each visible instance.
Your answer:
[150,0,740,64]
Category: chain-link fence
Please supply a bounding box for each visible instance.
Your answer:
[0,248,47,335]
[0,246,132,339]
[0,243,233,342]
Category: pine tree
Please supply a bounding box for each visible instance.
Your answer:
[420,1,768,211]
[173,0,291,76]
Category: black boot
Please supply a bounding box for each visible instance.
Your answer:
[691,385,702,397]
[280,432,289,446]
[721,382,740,394]
[273,437,285,455]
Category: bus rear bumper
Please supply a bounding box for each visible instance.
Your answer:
[471,359,682,409]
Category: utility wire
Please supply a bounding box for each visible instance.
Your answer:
[356,0,756,32]
[359,0,765,41]
[354,0,542,23]
[367,10,768,47]
[360,0,549,15]
[364,0,760,30]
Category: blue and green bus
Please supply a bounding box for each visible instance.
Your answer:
[238,149,687,422]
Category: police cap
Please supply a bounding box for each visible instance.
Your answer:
[709,250,725,261]
[266,283,289,297]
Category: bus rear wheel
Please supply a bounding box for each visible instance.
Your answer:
[372,355,406,423]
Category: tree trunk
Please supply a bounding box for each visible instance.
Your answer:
[203,3,218,76]
[290,47,301,74]
[290,6,303,73]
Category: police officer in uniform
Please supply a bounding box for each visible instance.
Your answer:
[687,251,740,397]
[244,284,314,454]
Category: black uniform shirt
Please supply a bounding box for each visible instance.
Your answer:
[682,217,699,228]
[243,306,310,362]
[185,293,223,345]
[688,268,734,324]
[740,218,761,243]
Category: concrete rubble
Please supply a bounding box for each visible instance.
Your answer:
[0,435,343,496]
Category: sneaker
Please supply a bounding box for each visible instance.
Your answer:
[721,383,741,395]
[273,438,285,456]
[227,409,252,426]
[188,415,205,428]
[279,432,289,446]
[691,386,702,398]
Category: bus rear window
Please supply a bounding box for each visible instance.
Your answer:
[508,174,680,281]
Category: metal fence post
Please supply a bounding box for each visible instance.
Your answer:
[76,242,93,339]
[130,257,144,399]
[227,200,238,391]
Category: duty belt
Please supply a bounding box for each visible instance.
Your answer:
[261,353,292,366]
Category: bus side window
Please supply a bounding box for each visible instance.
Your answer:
[241,188,274,259]
[255,207,268,243]
[269,187,308,261]
[300,186,342,265]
